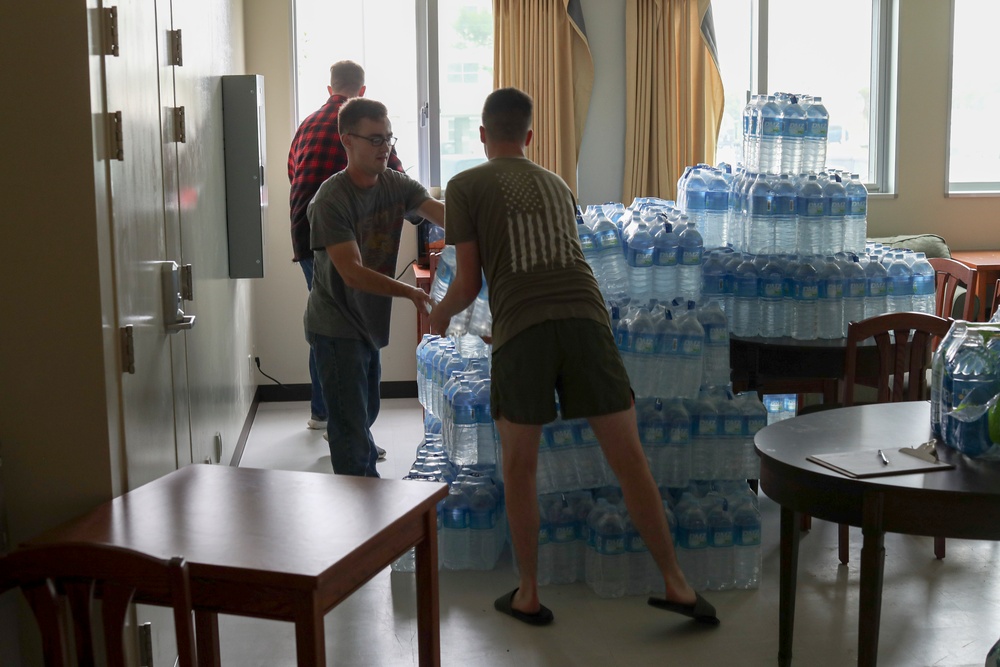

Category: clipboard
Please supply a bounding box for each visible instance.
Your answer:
[807,446,955,479]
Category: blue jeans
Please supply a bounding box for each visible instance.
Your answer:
[299,258,327,421]
[307,332,381,477]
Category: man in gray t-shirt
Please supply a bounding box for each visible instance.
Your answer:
[305,97,443,477]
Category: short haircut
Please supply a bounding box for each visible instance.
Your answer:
[482,87,533,143]
[329,60,365,95]
[338,97,388,137]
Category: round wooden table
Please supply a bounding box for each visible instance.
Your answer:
[755,401,1000,666]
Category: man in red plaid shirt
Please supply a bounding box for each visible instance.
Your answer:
[288,60,403,445]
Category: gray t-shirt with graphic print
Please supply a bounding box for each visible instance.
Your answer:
[305,169,429,349]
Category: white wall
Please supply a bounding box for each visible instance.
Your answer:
[247,0,1000,390]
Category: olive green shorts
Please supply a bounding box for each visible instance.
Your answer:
[490,318,633,424]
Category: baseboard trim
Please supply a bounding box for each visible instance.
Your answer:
[255,381,418,402]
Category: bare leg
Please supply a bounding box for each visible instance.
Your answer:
[495,417,544,615]
[588,407,697,606]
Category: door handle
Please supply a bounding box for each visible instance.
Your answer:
[161,261,196,333]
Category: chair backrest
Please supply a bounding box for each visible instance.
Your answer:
[992,278,1000,321]
[843,312,953,406]
[0,542,197,667]
[928,257,978,321]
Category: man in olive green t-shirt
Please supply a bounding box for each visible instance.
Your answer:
[429,87,717,628]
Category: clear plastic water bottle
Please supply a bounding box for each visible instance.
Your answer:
[747,173,776,255]
[910,252,937,315]
[706,499,735,590]
[758,95,783,175]
[624,511,653,597]
[591,503,628,598]
[864,255,889,318]
[467,480,501,569]
[628,308,657,397]
[759,255,786,338]
[473,380,496,467]
[698,301,730,387]
[678,302,705,397]
[450,380,479,466]
[738,391,767,478]
[723,252,743,322]
[945,332,1000,458]
[844,173,868,254]
[675,492,709,590]
[742,94,762,170]
[592,209,629,300]
[886,252,914,313]
[654,311,682,399]
[817,256,845,339]
[577,213,602,283]
[702,170,730,249]
[652,221,680,303]
[548,500,578,584]
[821,174,847,255]
[441,484,470,569]
[627,223,655,305]
[677,221,704,302]
[779,94,806,175]
[791,258,820,340]
[700,250,728,318]
[732,255,761,337]
[732,499,762,589]
[683,168,709,232]
[728,169,749,252]
[796,175,825,256]
[660,398,692,488]
[773,174,798,254]
[842,256,868,333]
[717,396,744,480]
[801,96,829,173]
[689,396,719,480]
[430,245,456,304]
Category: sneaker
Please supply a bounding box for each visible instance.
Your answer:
[319,433,385,462]
[306,418,327,430]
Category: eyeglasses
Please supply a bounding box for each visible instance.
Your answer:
[346,133,397,148]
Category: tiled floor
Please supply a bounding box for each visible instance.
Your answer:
[230,399,1000,666]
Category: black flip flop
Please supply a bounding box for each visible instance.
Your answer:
[494,588,554,626]
[647,592,720,626]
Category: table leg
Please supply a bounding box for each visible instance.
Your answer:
[194,610,221,667]
[293,597,326,667]
[858,492,886,667]
[778,505,801,667]
[414,507,442,667]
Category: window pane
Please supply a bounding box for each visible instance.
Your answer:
[437,0,493,186]
[293,2,419,175]
[949,0,1000,190]
[766,0,873,181]
[711,0,753,169]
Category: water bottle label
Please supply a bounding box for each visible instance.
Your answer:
[681,336,703,356]
[737,278,759,298]
[805,118,829,138]
[659,332,681,354]
[746,416,767,435]
[632,332,657,355]
[868,279,887,297]
[912,274,935,295]
[596,534,626,556]
[784,119,806,137]
[578,234,595,252]
[550,424,574,447]
[553,524,576,544]
[805,201,824,217]
[444,508,468,529]
[594,228,621,251]
[643,425,665,444]
[703,275,725,296]
[538,525,551,545]
[706,323,728,345]
[578,423,598,444]
[685,190,707,210]
[762,119,782,137]
[829,200,847,216]
[615,328,630,351]
[697,416,718,436]
[453,405,477,425]
[654,247,679,267]
[887,277,912,296]
[750,195,774,215]
[736,525,761,546]
[681,249,704,266]
[818,281,843,299]
[470,510,497,530]
[795,283,819,301]
[762,281,783,298]
[669,426,691,443]
[849,199,867,215]
[627,533,649,553]
[710,528,734,548]
[705,190,729,210]
[848,279,867,298]
[628,247,654,268]
[681,528,708,549]
[723,417,742,436]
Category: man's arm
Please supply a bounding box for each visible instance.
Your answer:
[416,198,445,228]
[428,240,482,335]
[326,240,432,313]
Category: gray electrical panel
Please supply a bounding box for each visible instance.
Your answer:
[222,74,267,279]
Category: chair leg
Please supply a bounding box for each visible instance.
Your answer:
[838,523,850,564]
[934,536,945,559]
[800,513,812,531]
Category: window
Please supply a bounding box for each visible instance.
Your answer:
[948,0,1000,193]
[292,0,493,188]
[712,0,893,191]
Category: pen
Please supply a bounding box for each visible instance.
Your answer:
[878,449,889,465]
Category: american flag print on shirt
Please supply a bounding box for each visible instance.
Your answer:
[499,170,576,274]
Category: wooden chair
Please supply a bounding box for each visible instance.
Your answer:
[929,257,978,321]
[991,278,1000,320]
[0,542,197,667]
[836,311,954,564]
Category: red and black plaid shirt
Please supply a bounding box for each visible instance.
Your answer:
[287,94,404,261]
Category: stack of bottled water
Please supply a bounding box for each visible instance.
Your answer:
[763,393,798,425]
[743,93,828,176]
[536,408,611,495]
[930,318,1000,459]
[439,470,507,570]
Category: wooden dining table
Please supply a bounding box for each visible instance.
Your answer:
[20,464,449,666]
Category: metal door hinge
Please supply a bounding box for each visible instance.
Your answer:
[168,29,183,66]
[109,111,124,161]
[172,107,186,143]
[102,7,119,57]
[119,325,135,374]
[179,264,194,301]
[138,622,153,666]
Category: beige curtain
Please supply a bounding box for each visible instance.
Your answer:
[623,0,725,203]
[493,0,594,195]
